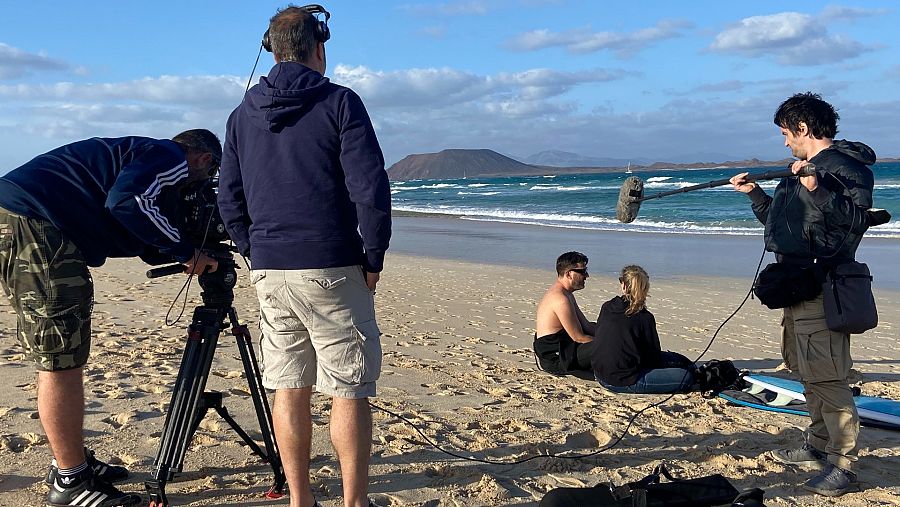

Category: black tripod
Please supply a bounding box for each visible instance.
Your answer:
[144,252,285,507]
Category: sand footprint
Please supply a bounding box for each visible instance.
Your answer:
[102,410,140,429]
[0,432,46,452]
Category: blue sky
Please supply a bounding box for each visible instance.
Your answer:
[2,0,899,170]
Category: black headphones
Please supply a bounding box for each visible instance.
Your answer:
[262,4,331,52]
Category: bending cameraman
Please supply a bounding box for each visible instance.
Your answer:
[217,5,390,507]
[730,93,874,497]
[0,129,221,507]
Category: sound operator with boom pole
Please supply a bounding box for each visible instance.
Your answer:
[729,92,876,497]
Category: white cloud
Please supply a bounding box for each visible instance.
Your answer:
[332,64,631,108]
[0,75,245,106]
[506,20,692,58]
[709,10,873,66]
[0,65,633,168]
[4,64,899,172]
[0,43,71,79]
[0,75,244,169]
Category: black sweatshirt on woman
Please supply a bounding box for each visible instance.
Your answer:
[591,296,662,386]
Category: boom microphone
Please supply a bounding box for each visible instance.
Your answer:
[615,164,818,224]
[616,176,644,224]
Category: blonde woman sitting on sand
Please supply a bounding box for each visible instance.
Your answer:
[591,265,698,394]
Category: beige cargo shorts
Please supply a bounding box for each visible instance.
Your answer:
[252,265,381,398]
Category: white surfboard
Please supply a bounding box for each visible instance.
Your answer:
[744,374,900,429]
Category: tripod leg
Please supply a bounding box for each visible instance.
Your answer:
[146,306,224,507]
[229,307,286,498]
[213,405,267,458]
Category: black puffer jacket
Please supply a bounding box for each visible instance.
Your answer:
[747,140,875,267]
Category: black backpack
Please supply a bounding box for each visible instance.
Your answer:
[695,360,741,398]
[539,463,766,507]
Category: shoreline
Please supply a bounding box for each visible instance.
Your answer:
[389,214,900,291]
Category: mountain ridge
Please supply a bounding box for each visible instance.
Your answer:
[387,148,804,181]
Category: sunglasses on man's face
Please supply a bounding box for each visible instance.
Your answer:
[569,268,588,276]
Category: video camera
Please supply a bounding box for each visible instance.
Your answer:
[178,177,230,247]
[146,176,238,307]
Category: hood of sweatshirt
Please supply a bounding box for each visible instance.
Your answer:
[829,140,877,166]
[244,62,331,132]
[605,295,630,314]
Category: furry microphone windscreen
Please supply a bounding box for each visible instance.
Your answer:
[616,176,644,223]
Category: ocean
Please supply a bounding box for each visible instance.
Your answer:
[391,162,900,238]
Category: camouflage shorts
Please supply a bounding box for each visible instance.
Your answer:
[0,207,93,371]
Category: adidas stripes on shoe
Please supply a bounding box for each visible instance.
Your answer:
[46,448,130,485]
[46,469,141,507]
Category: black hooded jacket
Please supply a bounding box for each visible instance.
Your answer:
[592,296,662,386]
[746,140,875,267]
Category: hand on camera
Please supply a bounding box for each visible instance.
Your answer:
[184,250,218,275]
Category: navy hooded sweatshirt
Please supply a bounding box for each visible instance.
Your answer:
[217,62,391,272]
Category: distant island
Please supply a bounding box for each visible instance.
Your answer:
[386,148,800,181]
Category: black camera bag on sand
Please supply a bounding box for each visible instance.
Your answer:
[823,261,878,334]
[753,263,821,309]
[695,360,741,398]
[539,463,764,507]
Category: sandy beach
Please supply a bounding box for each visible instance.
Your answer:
[1,218,899,506]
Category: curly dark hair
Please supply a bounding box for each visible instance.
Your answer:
[773,92,839,139]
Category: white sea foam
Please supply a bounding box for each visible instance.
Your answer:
[389,165,900,239]
[393,204,900,237]
[390,183,462,191]
[528,185,597,191]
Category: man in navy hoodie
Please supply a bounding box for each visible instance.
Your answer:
[217,5,390,507]
[0,129,221,506]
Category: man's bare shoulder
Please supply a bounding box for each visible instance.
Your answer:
[538,283,568,306]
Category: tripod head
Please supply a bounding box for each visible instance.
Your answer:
[196,246,238,308]
[146,244,240,309]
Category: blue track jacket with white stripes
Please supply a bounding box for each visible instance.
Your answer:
[0,136,195,267]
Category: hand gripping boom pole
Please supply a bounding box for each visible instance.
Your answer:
[615,165,818,224]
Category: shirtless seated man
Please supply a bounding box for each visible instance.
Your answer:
[534,251,597,375]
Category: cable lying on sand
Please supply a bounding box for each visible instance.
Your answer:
[615,165,817,224]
